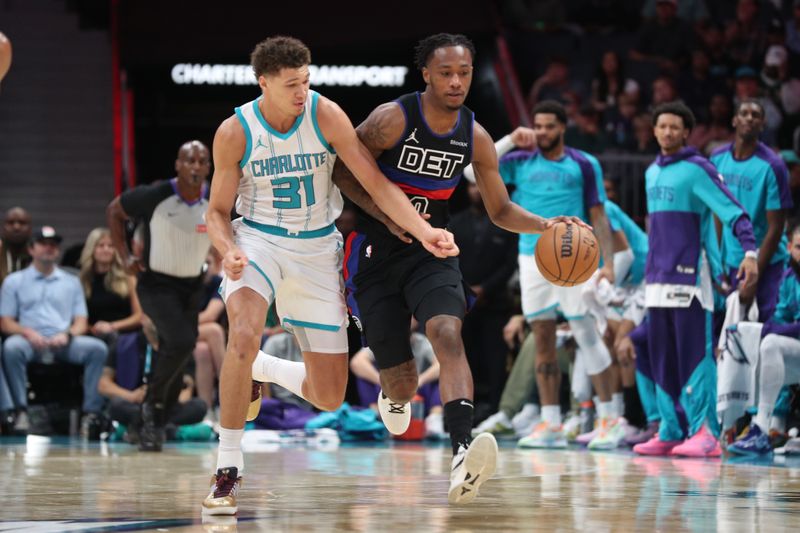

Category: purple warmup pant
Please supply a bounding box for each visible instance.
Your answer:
[355,378,441,415]
[647,298,718,441]
[728,260,784,321]
[630,319,659,423]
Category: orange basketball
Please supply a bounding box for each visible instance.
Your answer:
[534,222,600,287]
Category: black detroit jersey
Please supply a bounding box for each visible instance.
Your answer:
[356,91,474,240]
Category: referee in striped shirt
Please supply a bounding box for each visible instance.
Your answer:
[107,140,212,451]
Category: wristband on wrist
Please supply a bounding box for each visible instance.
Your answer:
[744,250,758,260]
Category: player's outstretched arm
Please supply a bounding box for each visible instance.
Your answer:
[207,116,248,280]
[319,97,457,258]
[471,122,587,234]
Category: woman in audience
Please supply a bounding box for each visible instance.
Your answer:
[192,250,226,414]
[79,227,142,343]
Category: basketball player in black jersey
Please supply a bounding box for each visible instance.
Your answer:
[333,33,587,504]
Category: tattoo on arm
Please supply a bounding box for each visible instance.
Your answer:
[536,362,560,376]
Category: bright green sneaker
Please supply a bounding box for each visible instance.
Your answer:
[518,422,567,449]
[587,418,627,450]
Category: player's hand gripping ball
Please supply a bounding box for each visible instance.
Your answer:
[535,221,599,287]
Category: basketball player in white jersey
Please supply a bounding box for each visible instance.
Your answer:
[202,36,458,515]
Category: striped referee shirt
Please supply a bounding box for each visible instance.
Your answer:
[120,178,210,279]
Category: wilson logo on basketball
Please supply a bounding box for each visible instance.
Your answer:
[560,224,573,257]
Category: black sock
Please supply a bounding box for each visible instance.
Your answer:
[623,385,646,428]
[444,399,474,455]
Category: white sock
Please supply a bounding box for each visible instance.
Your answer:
[612,392,624,419]
[542,405,561,427]
[597,401,614,421]
[252,350,308,400]
[216,427,245,472]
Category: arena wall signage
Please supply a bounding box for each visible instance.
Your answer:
[171,63,409,87]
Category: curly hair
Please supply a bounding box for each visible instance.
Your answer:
[532,100,568,124]
[250,36,311,79]
[652,101,696,131]
[413,33,476,70]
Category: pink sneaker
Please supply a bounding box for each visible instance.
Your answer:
[632,434,682,456]
[670,426,722,458]
[625,421,659,446]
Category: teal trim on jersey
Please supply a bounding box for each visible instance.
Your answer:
[282,317,341,332]
[248,260,275,296]
[235,106,252,169]
[243,217,335,239]
[253,97,304,140]
[563,313,587,321]
[524,303,558,320]
[310,91,335,154]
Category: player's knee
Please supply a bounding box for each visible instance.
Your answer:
[425,316,463,359]
[202,322,225,343]
[226,323,262,359]
[761,334,782,360]
[314,389,346,412]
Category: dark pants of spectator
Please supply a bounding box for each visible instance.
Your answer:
[109,396,207,427]
[136,274,202,420]
[461,306,510,412]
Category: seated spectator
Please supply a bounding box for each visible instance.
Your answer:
[761,45,800,146]
[678,48,727,123]
[78,227,143,344]
[688,93,735,155]
[0,206,31,286]
[724,0,768,68]
[605,92,640,150]
[641,0,710,25]
[1,226,108,435]
[590,51,630,113]
[649,75,679,110]
[98,327,206,444]
[700,22,736,83]
[631,112,660,154]
[192,250,226,414]
[350,319,444,438]
[783,150,800,221]
[526,56,587,112]
[565,105,609,153]
[787,0,800,57]
[629,0,695,74]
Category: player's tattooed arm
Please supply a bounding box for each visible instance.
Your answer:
[331,103,417,242]
[536,362,560,376]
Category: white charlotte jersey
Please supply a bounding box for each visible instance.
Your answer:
[234,90,343,233]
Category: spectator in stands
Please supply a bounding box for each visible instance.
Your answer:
[526,56,586,112]
[1,226,108,435]
[678,48,727,123]
[688,93,735,155]
[641,0,710,25]
[78,227,143,344]
[629,0,696,74]
[632,112,660,154]
[605,92,640,151]
[650,75,679,110]
[192,250,226,415]
[566,105,609,153]
[0,207,31,286]
[591,51,630,113]
[450,181,518,414]
[106,140,211,452]
[700,23,736,83]
[761,45,800,146]
[98,331,206,444]
[724,0,768,67]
